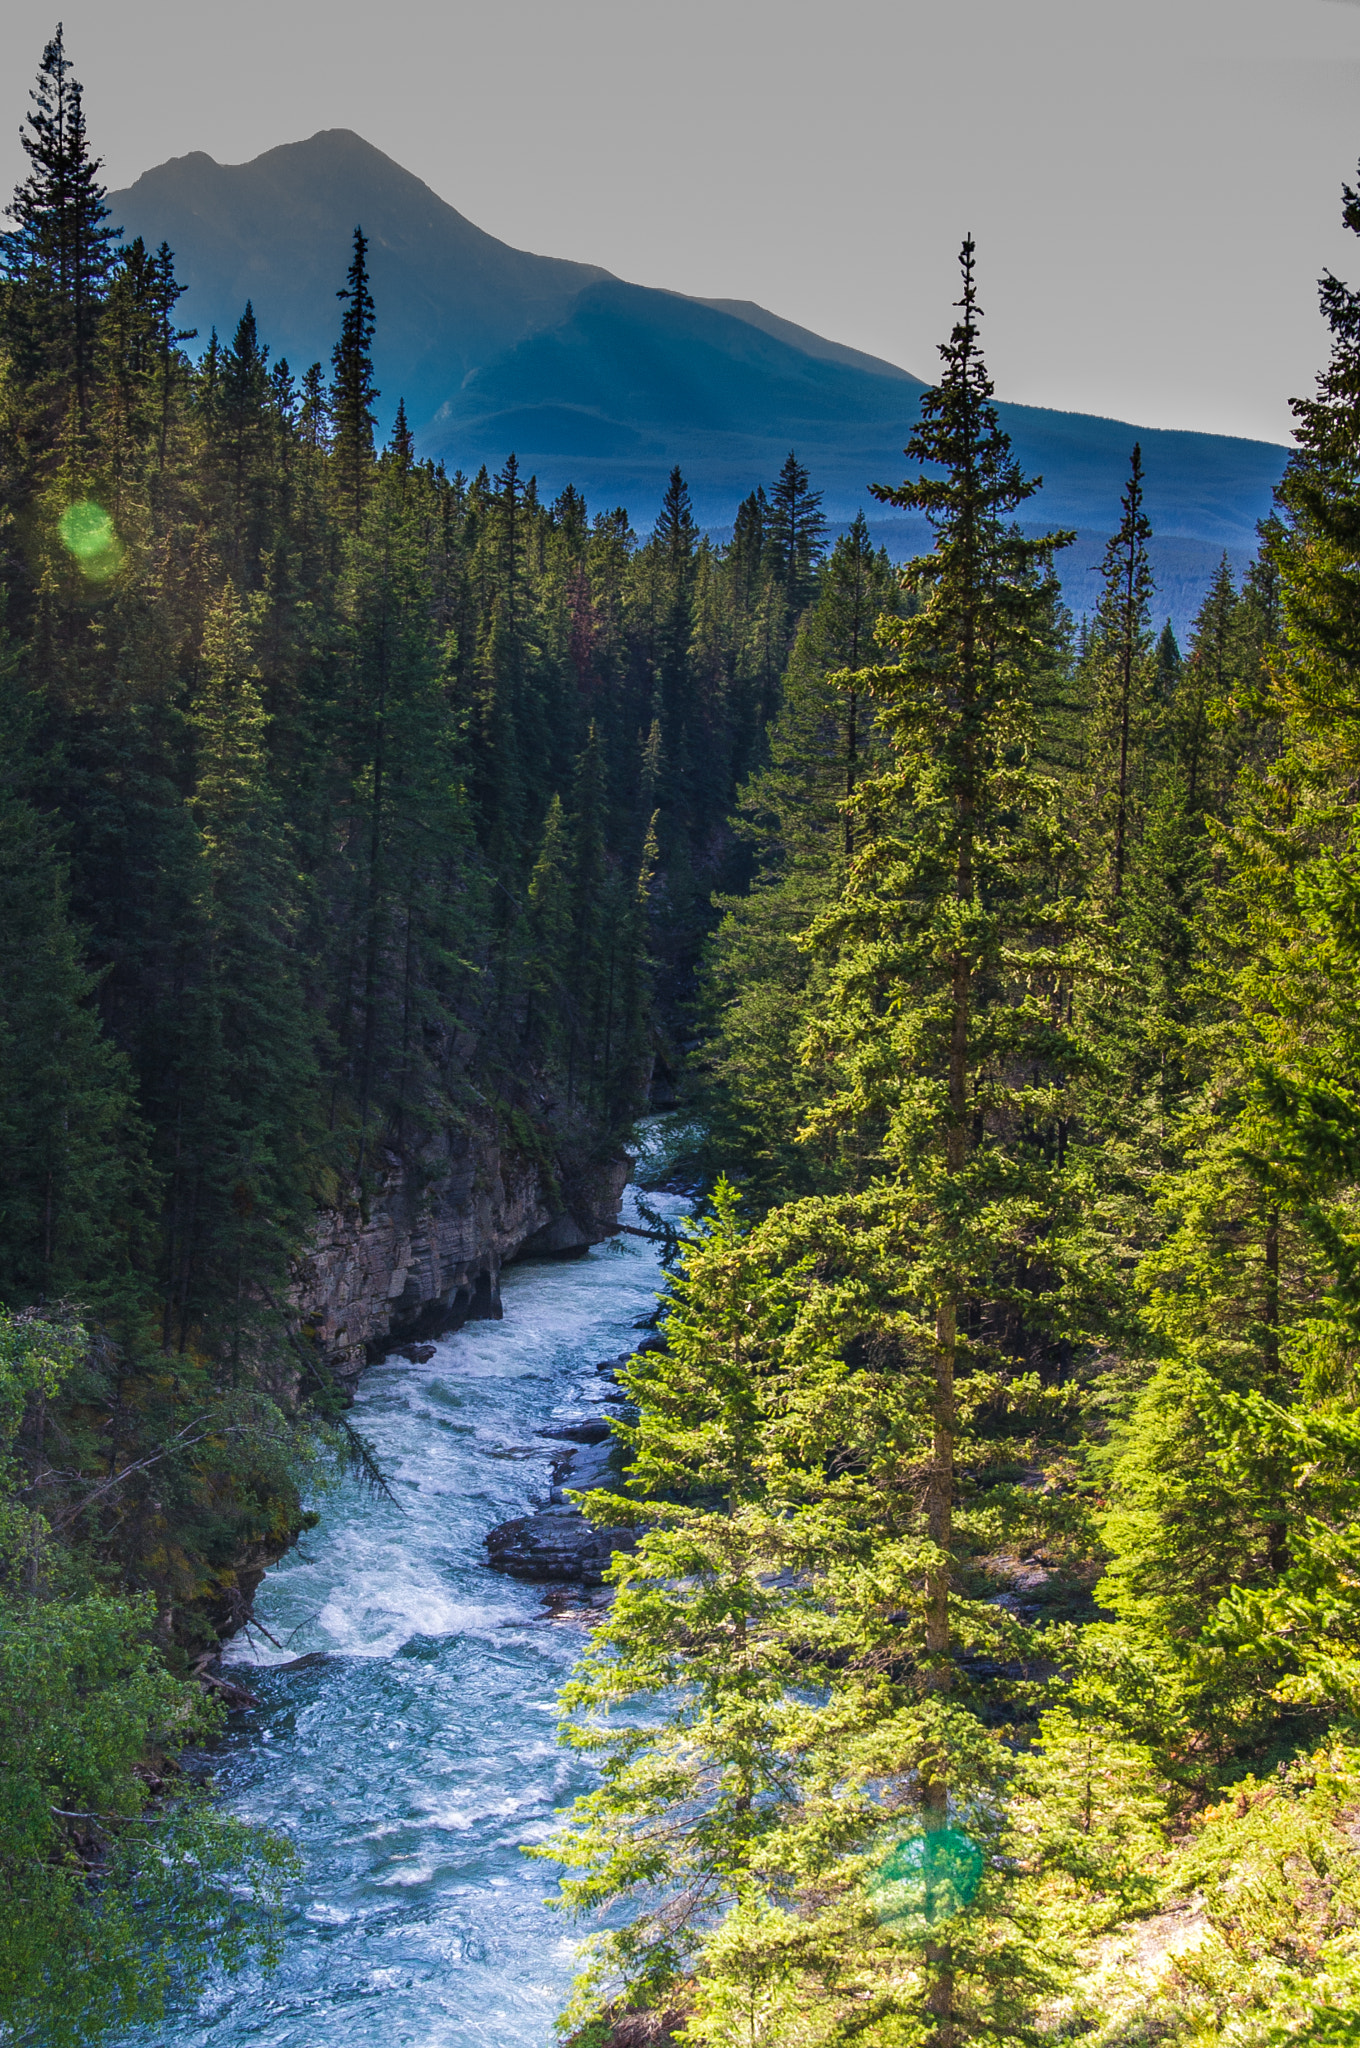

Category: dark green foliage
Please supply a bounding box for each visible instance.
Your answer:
[0,798,144,1307]
[329,224,378,530]
[764,447,826,615]
[2,23,120,433]
[0,12,824,1688]
[0,29,797,2033]
[701,513,905,1205]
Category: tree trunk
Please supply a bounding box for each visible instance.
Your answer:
[923,947,967,2044]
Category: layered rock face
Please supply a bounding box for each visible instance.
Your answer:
[290,1124,629,1382]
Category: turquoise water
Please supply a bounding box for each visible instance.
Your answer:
[163,1185,678,2048]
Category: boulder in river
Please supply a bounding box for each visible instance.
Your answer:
[485,1503,637,1584]
[536,1417,612,1445]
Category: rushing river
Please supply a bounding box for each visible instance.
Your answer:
[163,1177,683,2048]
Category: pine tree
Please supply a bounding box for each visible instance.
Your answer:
[1082,446,1155,902]
[3,25,120,432]
[796,239,1085,2035]
[165,586,317,1355]
[524,794,572,1064]
[1154,616,1181,709]
[333,453,462,1170]
[387,396,413,472]
[764,447,826,619]
[213,303,273,572]
[567,722,609,1108]
[652,466,700,853]
[149,240,193,466]
[548,243,1091,2047]
[329,226,378,531]
[728,486,767,608]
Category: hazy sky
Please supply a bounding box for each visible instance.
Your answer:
[2,0,1358,445]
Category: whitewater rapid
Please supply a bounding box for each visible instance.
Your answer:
[162,1181,681,2048]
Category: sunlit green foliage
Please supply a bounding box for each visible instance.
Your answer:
[544,173,1360,2048]
[0,1310,295,2047]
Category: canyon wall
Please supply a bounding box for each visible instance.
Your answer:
[289,1122,631,1382]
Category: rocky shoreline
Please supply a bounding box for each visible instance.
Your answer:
[204,1127,631,1643]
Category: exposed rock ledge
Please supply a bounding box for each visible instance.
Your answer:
[290,1125,629,1382]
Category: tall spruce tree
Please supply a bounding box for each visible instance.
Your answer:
[329,226,378,532]
[548,243,1092,2046]
[1084,446,1154,902]
[3,24,119,433]
[765,448,827,619]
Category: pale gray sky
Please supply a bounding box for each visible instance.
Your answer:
[2,0,1357,445]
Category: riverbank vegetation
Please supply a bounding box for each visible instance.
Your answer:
[542,193,1360,2045]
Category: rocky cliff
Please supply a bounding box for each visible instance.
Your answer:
[290,1122,630,1383]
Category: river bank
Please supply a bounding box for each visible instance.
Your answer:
[152,1178,686,2048]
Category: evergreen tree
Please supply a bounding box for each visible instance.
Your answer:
[549,243,1091,2046]
[524,793,572,1064]
[1093,166,1360,1746]
[652,466,700,851]
[1154,615,1181,708]
[728,485,767,608]
[329,225,378,531]
[764,447,826,618]
[702,514,902,1205]
[566,722,609,1107]
[213,302,273,572]
[387,395,413,473]
[166,586,317,1355]
[0,799,144,1307]
[1081,446,1155,902]
[3,24,120,431]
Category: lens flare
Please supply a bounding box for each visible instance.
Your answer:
[869,1827,983,1930]
[58,500,121,579]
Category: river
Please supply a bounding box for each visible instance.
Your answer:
[162,1175,683,2048]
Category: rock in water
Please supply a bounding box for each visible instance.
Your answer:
[485,1504,636,1584]
[535,1418,612,1445]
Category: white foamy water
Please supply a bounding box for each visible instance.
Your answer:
[155,1178,684,2048]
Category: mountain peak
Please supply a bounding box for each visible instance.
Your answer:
[112,131,611,391]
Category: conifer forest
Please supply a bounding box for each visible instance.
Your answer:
[9,22,1360,2048]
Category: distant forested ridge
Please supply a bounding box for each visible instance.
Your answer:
[0,28,838,2037]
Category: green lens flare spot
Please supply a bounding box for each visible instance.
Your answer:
[58,500,118,568]
[869,1828,983,1929]
[56,500,123,584]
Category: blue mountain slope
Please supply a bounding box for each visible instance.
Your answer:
[435,276,1286,543]
[112,129,1289,561]
[846,519,1255,645]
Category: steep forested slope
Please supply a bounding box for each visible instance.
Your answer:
[0,30,834,2039]
[537,206,1360,2048]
